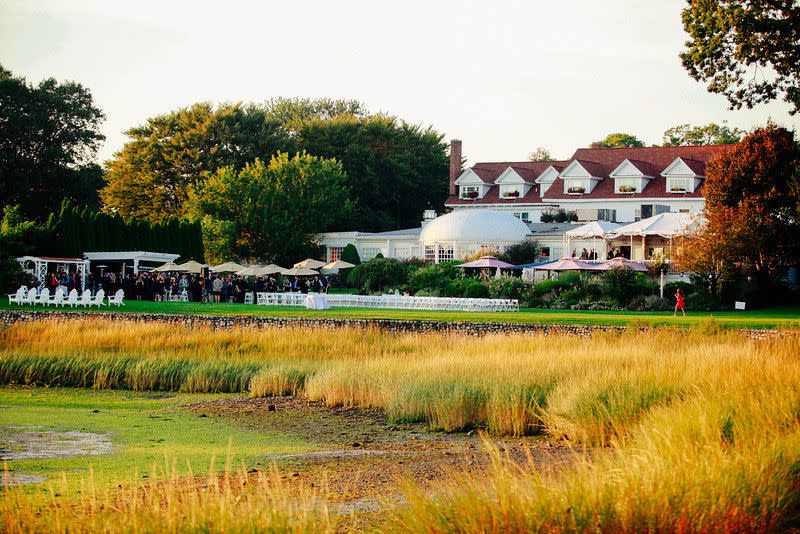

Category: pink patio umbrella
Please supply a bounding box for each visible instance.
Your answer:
[456,256,515,269]
[594,257,649,272]
[534,259,601,272]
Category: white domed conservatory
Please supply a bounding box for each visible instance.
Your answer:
[419,210,531,262]
[319,209,533,264]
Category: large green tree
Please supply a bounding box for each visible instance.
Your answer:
[0,65,105,218]
[102,98,449,231]
[681,0,800,114]
[188,152,352,265]
[101,103,291,220]
[294,114,448,231]
[663,122,743,146]
[595,133,645,148]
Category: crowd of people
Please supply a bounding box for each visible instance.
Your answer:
[570,247,630,260]
[26,269,333,303]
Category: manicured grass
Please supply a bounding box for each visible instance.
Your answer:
[0,387,317,492]
[2,299,799,329]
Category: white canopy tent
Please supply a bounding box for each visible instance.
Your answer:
[607,212,703,240]
[84,251,180,275]
[17,256,89,290]
[563,221,621,260]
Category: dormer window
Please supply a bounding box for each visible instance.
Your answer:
[616,178,639,194]
[460,186,480,199]
[661,158,702,194]
[566,180,588,194]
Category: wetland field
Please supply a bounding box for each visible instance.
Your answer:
[1,318,799,532]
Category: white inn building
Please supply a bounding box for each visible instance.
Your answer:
[319,139,731,264]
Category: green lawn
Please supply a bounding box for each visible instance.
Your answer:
[0,387,317,494]
[2,299,799,329]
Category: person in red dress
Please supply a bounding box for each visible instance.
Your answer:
[674,288,686,316]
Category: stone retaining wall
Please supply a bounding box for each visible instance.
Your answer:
[0,310,794,340]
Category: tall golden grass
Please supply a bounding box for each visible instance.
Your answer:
[3,319,800,530]
[2,458,335,533]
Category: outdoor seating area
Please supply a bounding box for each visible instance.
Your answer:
[7,286,126,307]
[255,292,519,312]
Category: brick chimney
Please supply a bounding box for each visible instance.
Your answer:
[449,139,462,196]
[590,142,603,149]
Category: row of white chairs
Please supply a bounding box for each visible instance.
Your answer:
[7,287,125,307]
[254,292,518,312]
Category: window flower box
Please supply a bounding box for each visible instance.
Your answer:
[618,185,636,193]
[502,190,520,198]
[670,186,687,193]
[462,191,479,199]
[567,186,585,194]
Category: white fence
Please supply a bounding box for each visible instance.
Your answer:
[255,292,519,312]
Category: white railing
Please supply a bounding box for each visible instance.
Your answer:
[255,292,519,312]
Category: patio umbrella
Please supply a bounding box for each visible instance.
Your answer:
[235,265,263,277]
[211,261,245,273]
[153,261,188,273]
[257,264,287,276]
[293,258,326,269]
[320,260,355,272]
[534,259,600,272]
[282,267,319,276]
[456,256,514,269]
[178,260,207,274]
[594,257,649,272]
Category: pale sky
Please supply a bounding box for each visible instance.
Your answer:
[2,0,797,166]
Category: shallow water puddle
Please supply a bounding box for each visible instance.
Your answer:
[0,425,112,461]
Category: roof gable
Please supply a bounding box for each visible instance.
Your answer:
[661,157,703,177]
[494,167,528,185]
[453,168,489,186]
[535,165,562,184]
[560,160,605,179]
[609,159,656,178]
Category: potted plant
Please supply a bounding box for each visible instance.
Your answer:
[567,186,585,194]
[502,190,520,198]
[618,185,636,193]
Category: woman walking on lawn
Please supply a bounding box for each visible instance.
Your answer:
[674,288,686,316]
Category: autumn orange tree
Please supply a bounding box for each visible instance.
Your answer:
[702,124,800,282]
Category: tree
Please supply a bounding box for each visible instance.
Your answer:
[672,226,734,298]
[680,0,800,114]
[703,123,800,279]
[293,114,449,231]
[529,147,553,161]
[0,65,105,218]
[595,133,645,148]
[497,240,540,265]
[663,122,743,146]
[340,243,361,266]
[101,103,291,220]
[188,153,352,265]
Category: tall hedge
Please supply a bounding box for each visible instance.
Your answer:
[39,199,204,261]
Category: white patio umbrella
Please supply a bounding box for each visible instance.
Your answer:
[257,264,287,276]
[211,262,245,273]
[177,260,207,274]
[235,265,262,277]
[320,260,355,272]
[152,261,188,273]
[293,258,326,269]
[282,266,319,276]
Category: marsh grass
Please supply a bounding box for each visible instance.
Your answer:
[2,458,335,533]
[3,319,800,531]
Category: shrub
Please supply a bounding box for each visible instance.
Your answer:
[442,278,485,298]
[553,208,578,223]
[497,240,540,266]
[601,266,638,305]
[407,262,462,294]
[413,288,440,297]
[464,283,490,299]
[540,211,555,223]
[486,276,528,300]
[347,257,408,292]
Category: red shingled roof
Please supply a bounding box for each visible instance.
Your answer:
[445,145,732,205]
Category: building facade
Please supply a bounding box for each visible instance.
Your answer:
[319,139,730,263]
